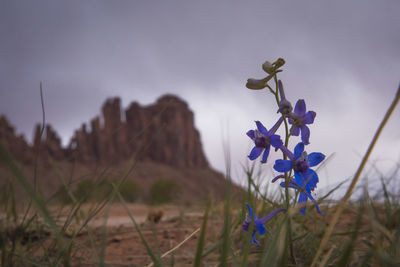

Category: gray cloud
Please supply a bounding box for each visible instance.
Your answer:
[1,0,399,192]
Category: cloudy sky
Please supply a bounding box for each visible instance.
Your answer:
[1,0,399,195]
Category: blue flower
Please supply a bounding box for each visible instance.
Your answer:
[288,99,316,145]
[247,119,283,163]
[242,203,286,246]
[273,142,325,214]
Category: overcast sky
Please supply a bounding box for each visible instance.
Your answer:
[1,0,399,196]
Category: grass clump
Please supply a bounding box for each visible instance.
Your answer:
[56,178,142,204]
[118,179,141,203]
[149,179,181,204]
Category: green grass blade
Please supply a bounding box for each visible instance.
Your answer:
[193,198,211,267]
[0,144,64,249]
[259,217,287,267]
[219,179,232,267]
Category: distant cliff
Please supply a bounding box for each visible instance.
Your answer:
[1,95,209,168]
[0,95,244,203]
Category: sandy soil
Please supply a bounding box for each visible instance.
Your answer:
[50,203,221,266]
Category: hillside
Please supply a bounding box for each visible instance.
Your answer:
[0,95,241,203]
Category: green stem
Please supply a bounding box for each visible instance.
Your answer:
[270,75,296,264]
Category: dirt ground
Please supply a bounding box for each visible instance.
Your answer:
[3,202,389,266]
[51,203,224,266]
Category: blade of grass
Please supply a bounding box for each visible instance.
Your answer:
[219,130,233,267]
[259,216,287,266]
[99,196,113,267]
[0,144,61,240]
[219,182,231,267]
[311,83,400,267]
[319,179,348,201]
[194,198,211,267]
[147,228,201,267]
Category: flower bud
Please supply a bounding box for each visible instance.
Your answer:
[262,61,274,74]
[246,78,267,90]
[278,99,293,115]
[274,58,286,69]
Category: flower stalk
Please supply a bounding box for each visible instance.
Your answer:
[243,58,325,264]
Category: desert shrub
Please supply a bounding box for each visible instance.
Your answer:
[59,179,113,203]
[149,179,181,204]
[117,180,141,202]
[74,179,96,202]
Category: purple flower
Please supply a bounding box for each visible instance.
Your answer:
[247,119,283,163]
[242,203,286,246]
[273,142,325,214]
[288,99,316,145]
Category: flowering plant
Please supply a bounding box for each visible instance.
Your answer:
[242,58,325,248]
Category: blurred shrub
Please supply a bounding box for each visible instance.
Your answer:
[56,179,141,204]
[74,179,97,202]
[118,180,141,202]
[56,179,114,204]
[149,179,181,204]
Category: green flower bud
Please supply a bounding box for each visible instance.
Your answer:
[274,58,286,69]
[246,78,267,90]
[262,61,274,74]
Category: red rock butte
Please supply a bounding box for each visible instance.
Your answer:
[0,95,244,202]
[1,95,209,168]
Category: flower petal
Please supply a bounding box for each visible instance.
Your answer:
[246,78,267,90]
[256,222,266,235]
[251,232,261,246]
[314,202,324,215]
[303,111,316,124]
[279,145,294,160]
[308,152,325,167]
[291,125,300,136]
[298,192,308,214]
[273,159,292,173]
[246,130,255,140]
[242,221,250,232]
[255,121,268,135]
[258,208,287,224]
[294,99,306,116]
[301,190,324,215]
[305,169,319,192]
[268,116,284,134]
[270,134,283,148]
[248,147,263,160]
[245,203,254,218]
[272,174,285,183]
[294,142,304,159]
[261,145,270,163]
[294,171,305,188]
[300,125,310,145]
[279,181,297,189]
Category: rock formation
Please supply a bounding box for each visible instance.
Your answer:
[0,95,209,168]
[0,115,33,164]
[0,95,245,203]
